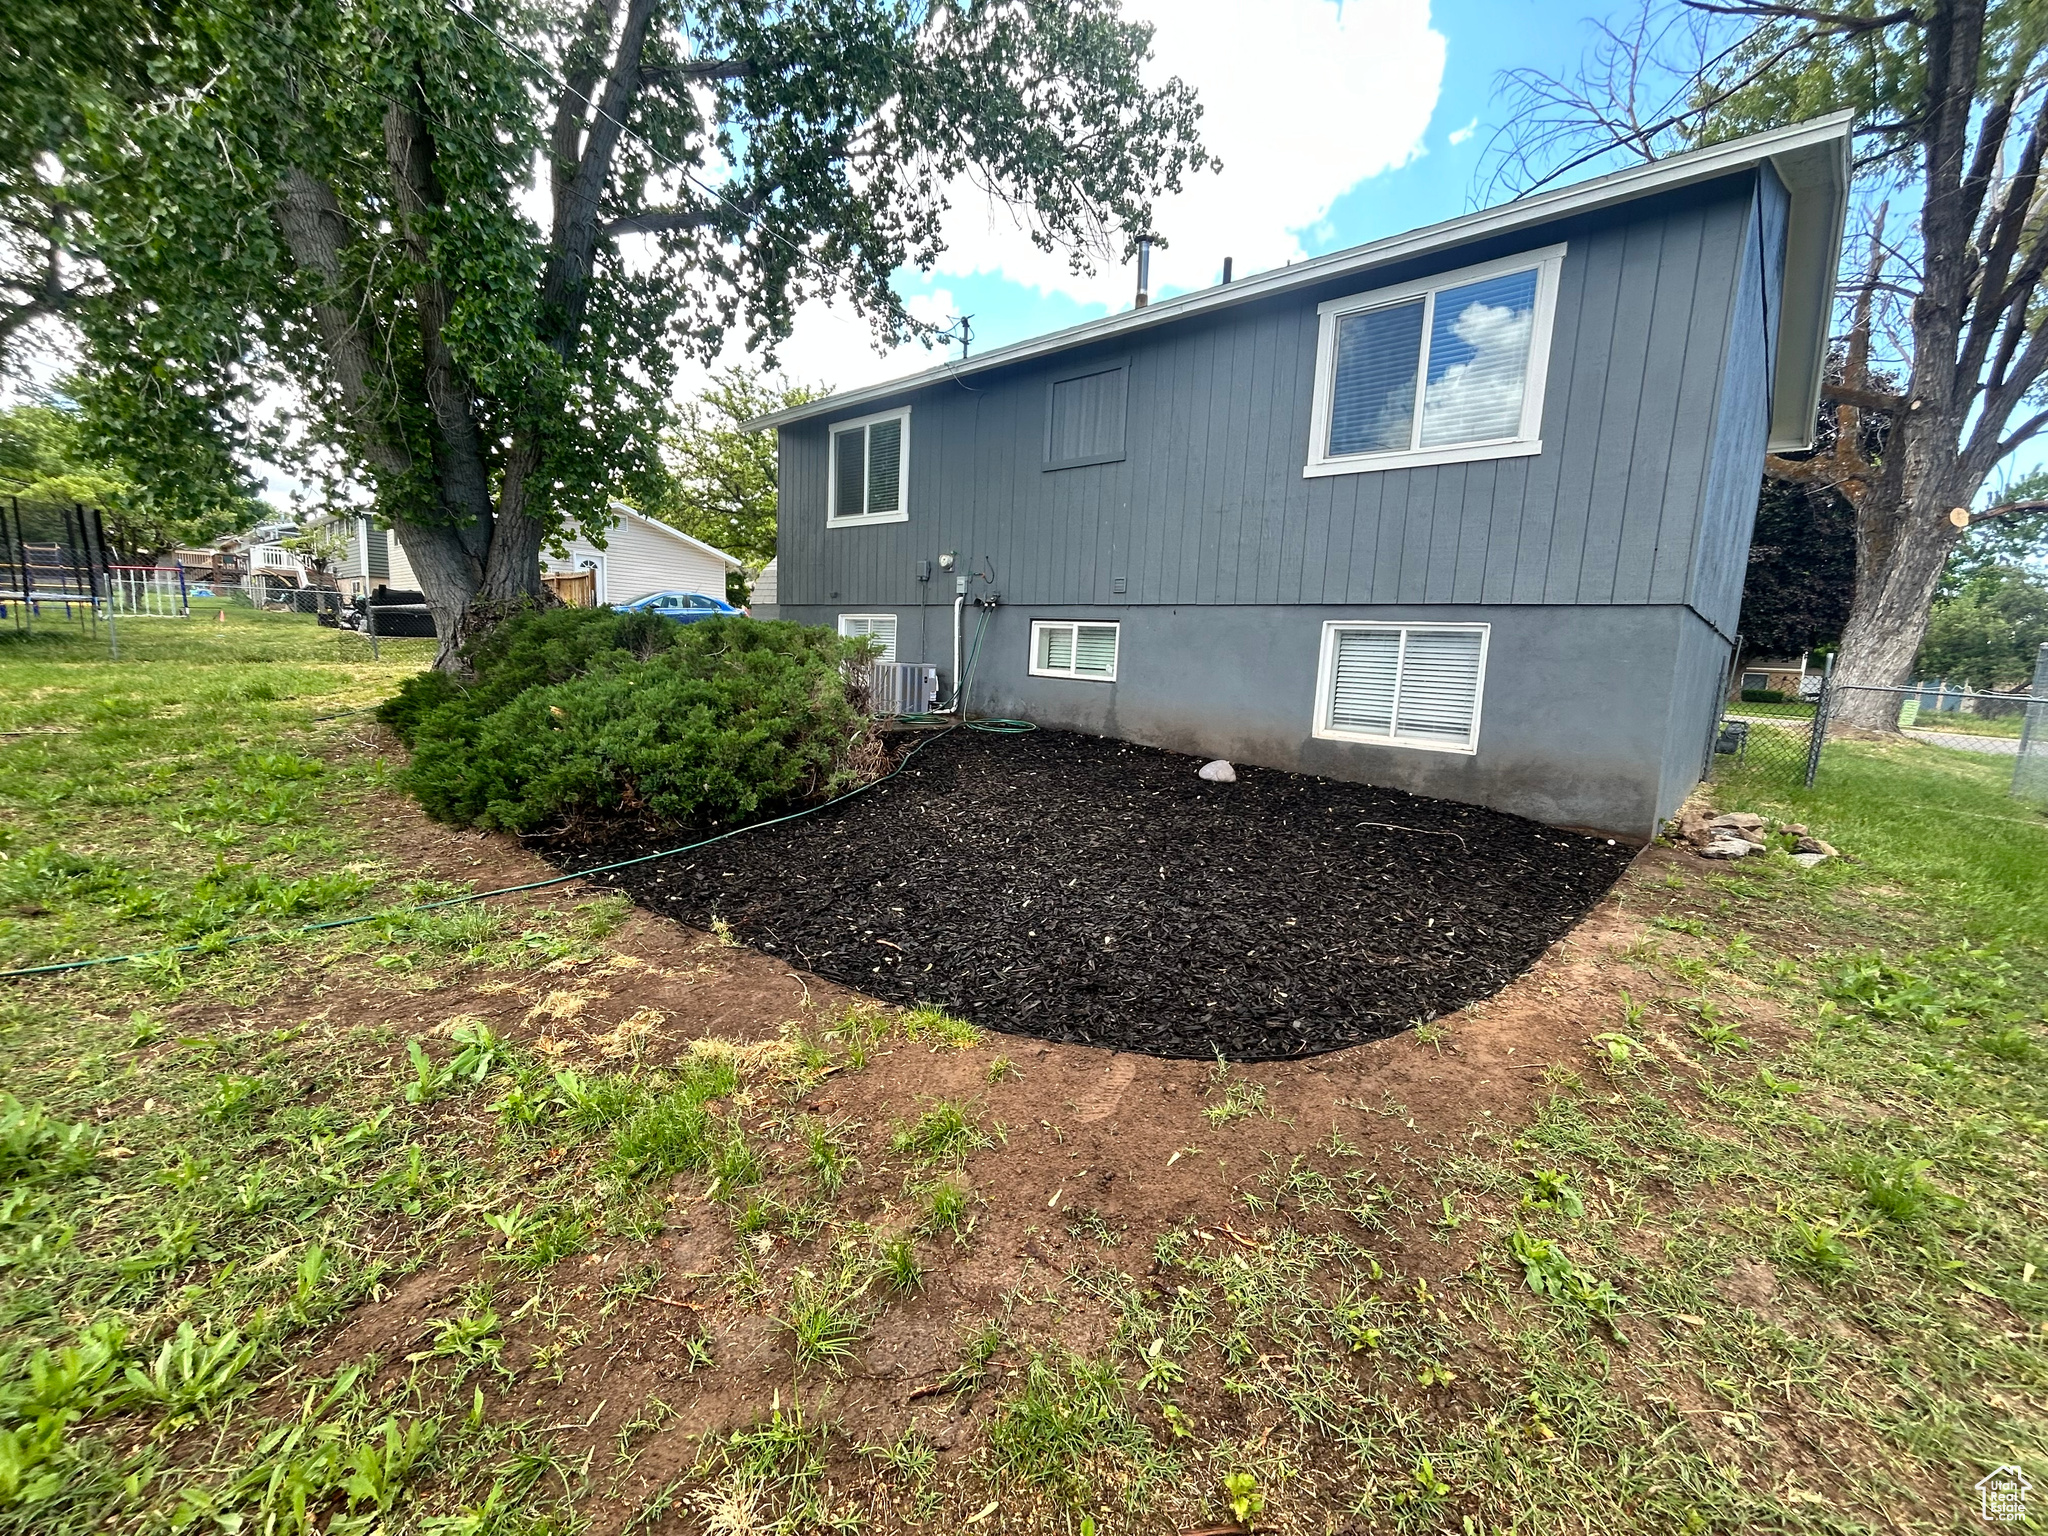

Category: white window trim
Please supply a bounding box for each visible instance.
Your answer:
[1029,619,1120,683]
[837,613,898,662]
[1311,620,1490,755]
[826,406,911,527]
[1303,244,1565,480]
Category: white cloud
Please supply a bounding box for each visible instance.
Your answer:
[925,0,1446,306]
[1448,116,1479,147]
[1421,299,1533,445]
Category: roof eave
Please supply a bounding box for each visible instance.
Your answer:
[741,112,1855,435]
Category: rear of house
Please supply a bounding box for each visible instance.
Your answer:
[753,118,1850,838]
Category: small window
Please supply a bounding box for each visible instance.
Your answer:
[1740,672,1768,691]
[828,408,910,526]
[838,613,897,662]
[1306,246,1564,478]
[1313,621,1487,753]
[1044,364,1127,470]
[1030,620,1119,682]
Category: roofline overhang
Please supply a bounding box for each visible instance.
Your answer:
[742,112,1852,453]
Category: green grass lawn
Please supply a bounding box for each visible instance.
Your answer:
[0,614,2042,1535]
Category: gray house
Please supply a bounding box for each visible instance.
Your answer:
[749,116,1850,838]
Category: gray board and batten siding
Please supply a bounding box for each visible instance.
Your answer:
[777,172,1783,623]
[766,119,1844,839]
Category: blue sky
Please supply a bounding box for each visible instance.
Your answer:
[765,0,1600,391]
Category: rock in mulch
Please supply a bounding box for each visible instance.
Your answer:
[560,729,1637,1062]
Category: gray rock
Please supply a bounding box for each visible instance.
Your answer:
[1198,759,1237,783]
[1792,835,1837,857]
[1708,811,1767,833]
[1791,851,1830,869]
[1699,836,1758,859]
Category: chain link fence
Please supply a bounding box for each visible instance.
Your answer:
[1710,657,2045,805]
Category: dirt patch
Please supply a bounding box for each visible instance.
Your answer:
[556,728,1637,1061]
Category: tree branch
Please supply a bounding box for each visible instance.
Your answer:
[1683,2,1916,37]
[550,0,622,214]
[1822,382,1904,413]
[641,58,753,85]
[599,204,727,238]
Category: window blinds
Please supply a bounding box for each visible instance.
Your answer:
[865,417,902,515]
[1326,625,1484,750]
[833,429,865,520]
[838,614,897,662]
[1033,621,1118,680]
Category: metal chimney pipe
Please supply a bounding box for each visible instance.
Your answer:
[1135,237,1152,307]
[1221,257,1233,284]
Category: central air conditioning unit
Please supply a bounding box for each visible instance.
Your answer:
[871,660,941,717]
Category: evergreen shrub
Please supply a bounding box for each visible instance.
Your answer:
[379,608,882,835]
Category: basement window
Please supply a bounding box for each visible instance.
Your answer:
[1313,621,1488,754]
[828,407,910,526]
[1304,246,1564,478]
[838,613,898,662]
[1031,620,1119,682]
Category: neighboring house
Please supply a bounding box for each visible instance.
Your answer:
[751,558,779,618]
[322,503,741,608]
[329,515,418,597]
[1736,657,1811,696]
[542,502,742,607]
[748,115,1850,838]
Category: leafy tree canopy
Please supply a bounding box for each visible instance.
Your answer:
[0,395,262,557]
[55,0,1209,665]
[1917,563,2048,687]
[646,366,820,601]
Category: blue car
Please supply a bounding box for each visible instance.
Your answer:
[613,589,746,623]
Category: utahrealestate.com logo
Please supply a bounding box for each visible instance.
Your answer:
[1976,1465,2032,1524]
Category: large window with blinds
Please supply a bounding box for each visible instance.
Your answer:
[1304,246,1563,478]
[1313,621,1488,753]
[827,407,910,526]
[1030,620,1119,682]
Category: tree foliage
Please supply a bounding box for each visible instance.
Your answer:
[56,0,1208,667]
[1738,476,1855,660]
[1917,564,2048,686]
[650,366,822,602]
[0,397,261,559]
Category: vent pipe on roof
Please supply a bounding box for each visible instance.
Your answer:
[1134,236,1151,307]
[1221,257,1233,284]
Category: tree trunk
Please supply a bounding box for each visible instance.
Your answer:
[1827,492,1967,728]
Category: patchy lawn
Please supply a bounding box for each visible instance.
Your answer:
[1,610,2043,1536]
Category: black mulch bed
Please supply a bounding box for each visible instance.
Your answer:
[556,728,1637,1061]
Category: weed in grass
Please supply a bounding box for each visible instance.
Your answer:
[1589,1032,1654,1072]
[1782,1216,1857,1280]
[875,1236,923,1293]
[889,1099,988,1164]
[1202,1058,1267,1126]
[914,1178,974,1241]
[798,1117,853,1195]
[986,1055,1018,1083]
[1135,1337,1184,1391]
[1847,1156,1941,1224]
[0,1096,97,1180]
[1224,1470,1266,1524]
[783,1269,871,1366]
[414,1306,503,1371]
[900,1005,980,1049]
[986,1350,1169,1506]
[1522,1168,1585,1217]
[1507,1229,1623,1318]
